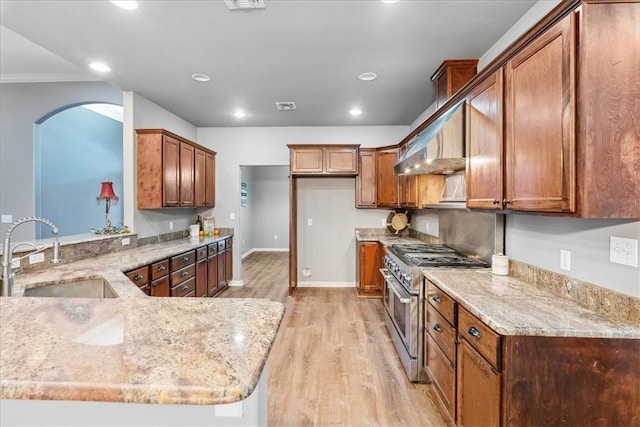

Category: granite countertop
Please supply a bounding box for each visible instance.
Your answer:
[0,236,286,405]
[423,269,640,339]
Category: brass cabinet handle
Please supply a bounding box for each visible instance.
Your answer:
[433,324,442,333]
[432,295,441,303]
[468,326,481,339]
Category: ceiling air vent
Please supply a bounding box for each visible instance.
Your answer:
[275,102,297,111]
[224,0,266,10]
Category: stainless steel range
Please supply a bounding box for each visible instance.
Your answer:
[380,243,489,382]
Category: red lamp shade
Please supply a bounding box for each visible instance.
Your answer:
[97,182,118,200]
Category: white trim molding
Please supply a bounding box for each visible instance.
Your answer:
[241,248,289,259]
[297,281,355,288]
[229,280,244,287]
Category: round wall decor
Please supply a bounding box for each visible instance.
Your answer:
[386,209,411,234]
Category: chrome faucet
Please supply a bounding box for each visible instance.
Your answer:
[1,217,61,297]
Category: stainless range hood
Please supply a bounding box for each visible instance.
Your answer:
[394,101,465,176]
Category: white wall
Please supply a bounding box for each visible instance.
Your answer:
[123,92,204,238]
[197,126,408,283]
[0,81,122,242]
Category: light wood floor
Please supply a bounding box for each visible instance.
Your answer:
[220,251,453,427]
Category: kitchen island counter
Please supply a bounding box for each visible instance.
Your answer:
[423,269,639,339]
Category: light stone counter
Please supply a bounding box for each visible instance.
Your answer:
[355,233,425,247]
[0,236,285,410]
[423,269,640,339]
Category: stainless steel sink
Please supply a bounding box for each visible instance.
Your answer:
[23,277,118,298]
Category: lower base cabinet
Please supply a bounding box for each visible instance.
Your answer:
[356,241,382,297]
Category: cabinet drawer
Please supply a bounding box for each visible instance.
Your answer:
[150,275,170,297]
[171,276,195,297]
[208,243,218,257]
[217,240,226,253]
[150,259,169,280]
[426,303,457,363]
[426,281,456,325]
[126,266,149,286]
[137,283,151,296]
[425,333,456,419]
[171,264,195,286]
[196,246,208,262]
[170,250,195,271]
[458,306,501,369]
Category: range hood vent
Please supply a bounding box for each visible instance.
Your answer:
[394,101,465,176]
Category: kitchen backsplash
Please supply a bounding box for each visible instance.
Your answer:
[510,260,640,325]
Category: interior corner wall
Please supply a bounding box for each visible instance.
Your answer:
[0,81,123,242]
[126,92,200,238]
[239,166,255,255]
[249,166,289,251]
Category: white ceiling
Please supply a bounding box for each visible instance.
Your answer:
[0,0,538,127]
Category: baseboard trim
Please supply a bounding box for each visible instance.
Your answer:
[242,248,289,259]
[297,281,356,288]
[229,280,244,287]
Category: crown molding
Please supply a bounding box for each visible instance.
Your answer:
[0,73,101,84]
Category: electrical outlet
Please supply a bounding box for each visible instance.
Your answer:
[2,214,12,223]
[274,235,278,240]
[307,218,313,226]
[302,268,311,277]
[230,212,236,220]
[381,218,386,227]
[29,253,45,265]
[610,236,639,267]
[169,221,174,231]
[122,237,130,246]
[560,250,571,271]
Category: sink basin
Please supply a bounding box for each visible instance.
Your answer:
[23,277,118,298]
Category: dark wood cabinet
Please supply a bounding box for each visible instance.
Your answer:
[398,146,419,208]
[207,243,218,296]
[355,149,377,208]
[289,145,359,175]
[376,148,399,208]
[150,259,169,297]
[136,129,216,209]
[356,241,381,297]
[195,246,208,297]
[466,69,504,210]
[224,237,233,285]
[217,240,226,290]
[504,13,576,213]
[432,59,478,109]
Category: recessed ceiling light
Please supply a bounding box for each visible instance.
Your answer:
[358,72,377,81]
[111,1,138,10]
[89,62,111,73]
[191,73,211,82]
[350,108,363,116]
[233,110,247,118]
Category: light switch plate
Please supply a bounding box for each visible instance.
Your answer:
[230,212,236,220]
[307,218,313,226]
[610,236,639,267]
[560,250,571,271]
[1,214,12,224]
[381,218,387,227]
[29,253,45,265]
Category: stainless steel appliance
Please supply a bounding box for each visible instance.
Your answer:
[380,243,488,382]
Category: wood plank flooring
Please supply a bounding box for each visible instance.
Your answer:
[220,251,453,427]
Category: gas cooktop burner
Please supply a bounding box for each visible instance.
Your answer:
[391,244,456,254]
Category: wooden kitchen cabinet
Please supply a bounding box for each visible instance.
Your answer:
[398,145,419,208]
[466,69,504,210]
[376,148,400,208]
[356,241,381,297]
[355,149,377,208]
[432,59,478,110]
[207,243,219,296]
[150,259,170,297]
[224,237,233,285]
[136,129,216,209]
[217,240,226,291]
[504,13,576,213]
[289,145,359,175]
[195,246,208,297]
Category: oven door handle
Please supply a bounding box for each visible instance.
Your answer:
[379,269,412,303]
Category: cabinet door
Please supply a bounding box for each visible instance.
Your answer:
[205,151,215,207]
[291,147,323,174]
[217,250,225,289]
[356,149,377,208]
[225,248,232,284]
[398,145,418,208]
[163,136,181,207]
[504,13,576,212]
[457,338,501,427]
[207,254,218,296]
[325,147,358,174]
[376,148,399,208]
[150,276,170,297]
[179,142,195,207]
[358,242,380,295]
[194,148,206,207]
[466,69,504,209]
[195,259,207,297]
[425,333,456,420]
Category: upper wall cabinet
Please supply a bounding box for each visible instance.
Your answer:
[466,1,639,218]
[356,148,377,208]
[376,148,400,208]
[431,59,478,110]
[137,129,216,209]
[288,145,359,176]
